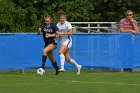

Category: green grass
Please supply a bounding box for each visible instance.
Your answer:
[0,69,140,93]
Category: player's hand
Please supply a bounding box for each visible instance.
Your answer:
[45,34,51,38]
[37,31,41,35]
[37,28,41,35]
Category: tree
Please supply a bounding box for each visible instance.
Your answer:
[0,0,139,32]
[0,0,16,32]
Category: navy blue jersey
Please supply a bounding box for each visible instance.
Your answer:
[39,23,58,43]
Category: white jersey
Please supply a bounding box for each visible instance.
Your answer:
[57,21,72,48]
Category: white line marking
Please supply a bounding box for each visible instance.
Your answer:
[59,80,140,86]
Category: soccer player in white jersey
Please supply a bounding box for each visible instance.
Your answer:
[56,12,82,75]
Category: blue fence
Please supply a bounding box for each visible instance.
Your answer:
[0,33,140,70]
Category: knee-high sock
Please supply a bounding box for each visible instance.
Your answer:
[69,58,79,68]
[59,54,65,69]
[41,55,47,68]
[52,62,59,70]
[52,62,59,75]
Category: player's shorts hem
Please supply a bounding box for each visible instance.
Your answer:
[61,41,72,49]
[44,43,57,48]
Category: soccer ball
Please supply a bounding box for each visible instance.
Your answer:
[37,68,45,76]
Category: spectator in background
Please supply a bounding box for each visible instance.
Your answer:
[119,10,139,34]
[119,10,139,72]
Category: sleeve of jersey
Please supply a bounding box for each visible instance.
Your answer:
[67,22,72,29]
[54,24,58,32]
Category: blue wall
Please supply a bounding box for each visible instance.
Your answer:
[0,33,140,70]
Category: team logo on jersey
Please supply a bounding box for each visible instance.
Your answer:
[43,28,53,33]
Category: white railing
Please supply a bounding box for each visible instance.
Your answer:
[70,22,140,33]
[70,22,119,33]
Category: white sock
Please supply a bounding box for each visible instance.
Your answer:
[59,54,65,69]
[69,58,79,68]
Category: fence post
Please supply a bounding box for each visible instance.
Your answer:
[21,69,25,74]
[97,23,100,32]
[88,23,90,33]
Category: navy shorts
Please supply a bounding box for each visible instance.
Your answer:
[44,41,57,48]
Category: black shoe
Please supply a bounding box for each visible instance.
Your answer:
[55,69,59,75]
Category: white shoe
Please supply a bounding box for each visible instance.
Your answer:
[58,68,65,72]
[77,65,82,75]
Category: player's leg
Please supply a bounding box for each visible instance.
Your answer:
[58,45,68,71]
[65,50,82,75]
[48,50,59,75]
[41,47,47,69]
[41,43,56,69]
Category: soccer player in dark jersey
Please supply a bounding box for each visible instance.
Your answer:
[37,16,59,75]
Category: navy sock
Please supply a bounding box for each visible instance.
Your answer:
[42,55,47,62]
[52,62,59,75]
[52,62,59,70]
[41,55,47,68]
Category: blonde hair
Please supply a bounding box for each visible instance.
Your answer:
[44,15,52,21]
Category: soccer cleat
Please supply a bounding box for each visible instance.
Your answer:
[55,69,59,75]
[58,68,65,72]
[77,65,82,75]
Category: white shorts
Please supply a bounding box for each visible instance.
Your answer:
[60,39,72,49]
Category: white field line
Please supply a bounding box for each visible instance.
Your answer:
[59,80,140,86]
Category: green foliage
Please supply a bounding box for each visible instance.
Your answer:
[0,0,15,32]
[0,0,140,32]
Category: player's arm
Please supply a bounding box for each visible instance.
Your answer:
[63,28,73,35]
[37,28,41,35]
[56,29,73,36]
[46,33,56,38]
[38,23,42,35]
[46,25,57,38]
[56,28,73,35]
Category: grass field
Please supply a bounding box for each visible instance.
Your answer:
[0,69,140,93]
